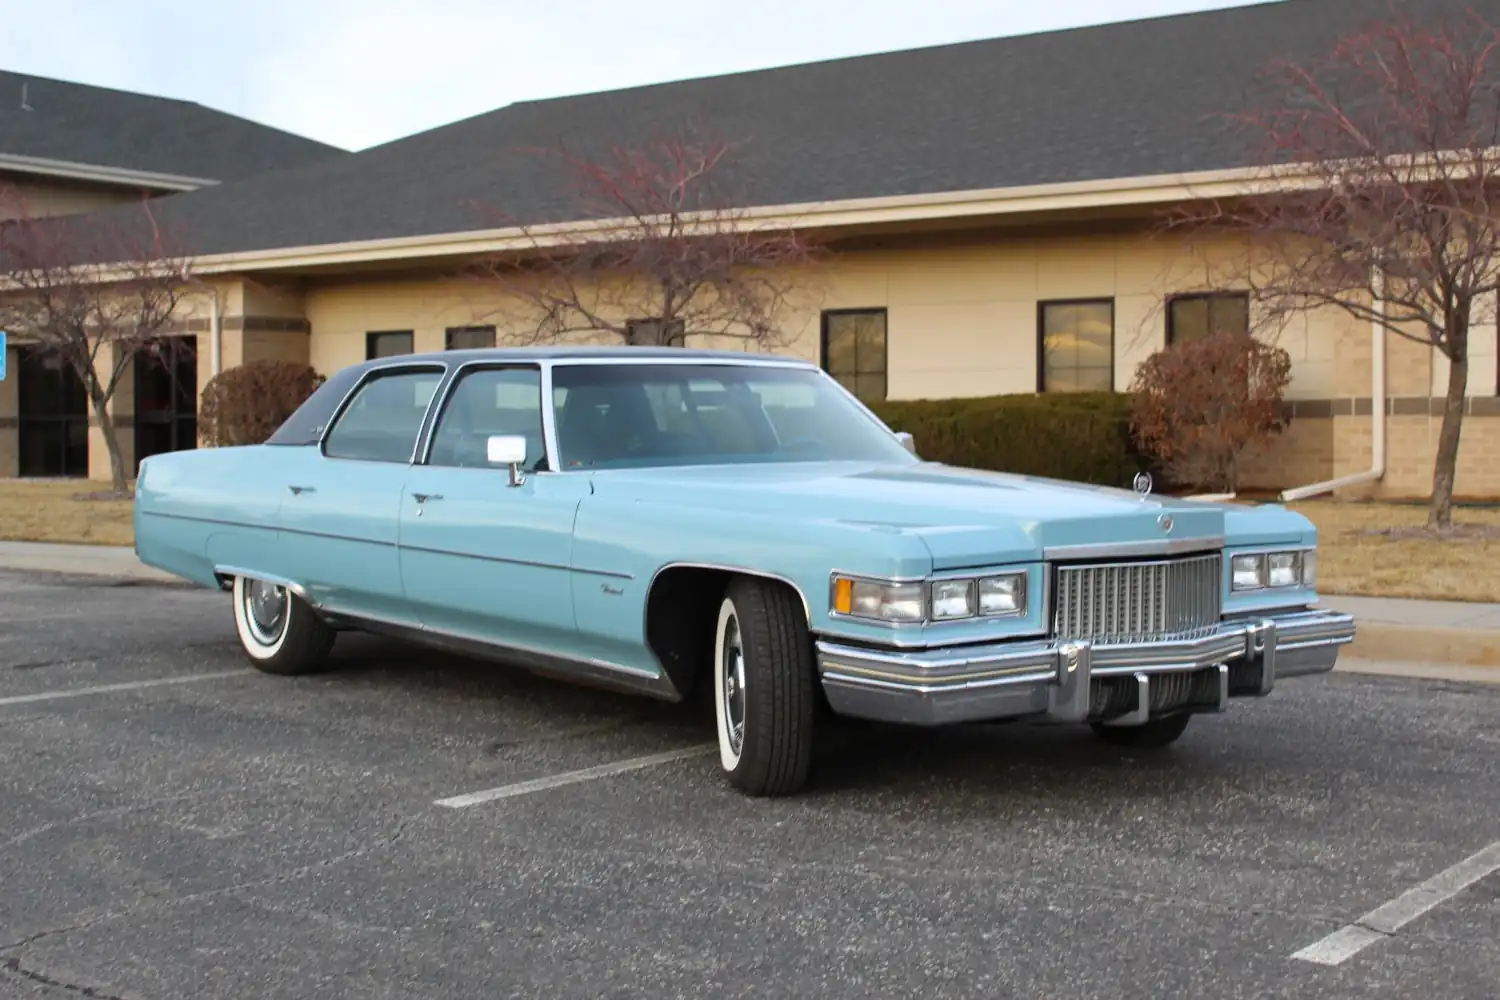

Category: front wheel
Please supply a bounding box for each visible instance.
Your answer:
[1089,712,1193,749]
[713,577,817,797]
[231,575,336,675]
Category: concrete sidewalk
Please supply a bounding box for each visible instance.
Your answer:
[0,541,1496,669]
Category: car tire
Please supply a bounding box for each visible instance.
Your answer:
[1089,712,1193,748]
[231,575,335,675]
[713,577,816,797]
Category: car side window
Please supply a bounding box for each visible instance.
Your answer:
[323,368,444,463]
[428,366,548,471]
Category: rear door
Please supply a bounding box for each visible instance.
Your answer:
[276,363,445,623]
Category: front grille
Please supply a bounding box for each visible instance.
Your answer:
[1052,552,1222,645]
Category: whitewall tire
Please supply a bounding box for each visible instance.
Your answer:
[712,577,817,797]
[231,575,335,675]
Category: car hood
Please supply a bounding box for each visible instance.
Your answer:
[588,461,1312,569]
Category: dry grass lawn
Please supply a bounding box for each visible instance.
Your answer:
[0,479,135,547]
[1288,499,1500,603]
[0,480,1494,602]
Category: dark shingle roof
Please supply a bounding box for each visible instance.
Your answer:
[71,0,1500,258]
[0,69,345,183]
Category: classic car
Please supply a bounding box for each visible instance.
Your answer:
[133,346,1356,797]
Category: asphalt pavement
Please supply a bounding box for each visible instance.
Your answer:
[1,568,1498,999]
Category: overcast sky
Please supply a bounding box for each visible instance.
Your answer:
[0,0,1270,151]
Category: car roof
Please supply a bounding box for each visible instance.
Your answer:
[352,345,819,373]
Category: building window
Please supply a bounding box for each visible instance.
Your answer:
[445,325,496,351]
[625,318,686,347]
[1167,292,1250,344]
[366,330,414,359]
[1039,299,1114,392]
[821,309,887,404]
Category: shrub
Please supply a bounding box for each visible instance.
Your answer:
[1128,331,1293,493]
[870,391,1148,487]
[199,360,327,447]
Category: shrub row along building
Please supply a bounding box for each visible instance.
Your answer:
[0,0,1495,499]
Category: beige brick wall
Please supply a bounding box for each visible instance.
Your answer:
[1240,416,1335,492]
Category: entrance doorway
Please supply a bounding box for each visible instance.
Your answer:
[16,345,89,477]
[133,336,198,471]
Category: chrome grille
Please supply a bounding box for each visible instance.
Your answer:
[1052,553,1222,645]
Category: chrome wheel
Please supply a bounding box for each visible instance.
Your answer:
[243,579,288,645]
[721,612,747,756]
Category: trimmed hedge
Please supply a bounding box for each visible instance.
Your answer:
[870,391,1148,487]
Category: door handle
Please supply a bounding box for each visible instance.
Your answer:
[412,492,443,504]
[288,485,315,495]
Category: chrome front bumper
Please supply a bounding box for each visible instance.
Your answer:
[815,609,1355,727]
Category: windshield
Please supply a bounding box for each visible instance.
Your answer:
[550,363,917,470]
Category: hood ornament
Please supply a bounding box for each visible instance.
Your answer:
[1133,472,1154,497]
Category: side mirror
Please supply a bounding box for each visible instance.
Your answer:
[487,434,528,487]
[895,431,917,456]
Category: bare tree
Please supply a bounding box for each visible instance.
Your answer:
[0,192,191,493]
[471,130,822,349]
[1168,5,1500,527]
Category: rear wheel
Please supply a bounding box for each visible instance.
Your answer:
[713,577,816,797]
[231,575,335,675]
[1089,713,1193,748]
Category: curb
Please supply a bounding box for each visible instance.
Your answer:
[1344,622,1500,670]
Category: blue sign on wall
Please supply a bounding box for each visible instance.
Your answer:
[0,331,6,381]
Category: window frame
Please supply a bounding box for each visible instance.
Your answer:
[319,362,447,465]
[419,362,550,472]
[1165,291,1251,345]
[819,307,889,405]
[365,329,414,360]
[1036,297,1116,393]
[444,325,497,351]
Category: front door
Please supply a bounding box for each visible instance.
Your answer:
[399,364,584,649]
[276,364,445,622]
[133,336,199,470]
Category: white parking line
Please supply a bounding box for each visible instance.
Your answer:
[1292,840,1500,966]
[0,670,248,707]
[434,744,716,808]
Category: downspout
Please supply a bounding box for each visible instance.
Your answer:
[208,285,221,377]
[1279,267,1387,502]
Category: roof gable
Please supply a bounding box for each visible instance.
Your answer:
[0,69,345,185]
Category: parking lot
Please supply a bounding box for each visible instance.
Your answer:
[1,569,1498,999]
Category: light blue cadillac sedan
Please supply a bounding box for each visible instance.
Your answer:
[133,347,1355,797]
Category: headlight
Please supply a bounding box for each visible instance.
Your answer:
[978,574,1026,616]
[831,571,1029,623]
[832,576,925,622]
[1267,552,1300,588]
[1232,554,1266,590]
[930,580,976,620]
[1232,549,1313,591]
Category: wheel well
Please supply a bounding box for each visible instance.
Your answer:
[644,566,809,701]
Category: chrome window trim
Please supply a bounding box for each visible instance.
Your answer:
[414,359,558,473]
[317,359,450,466]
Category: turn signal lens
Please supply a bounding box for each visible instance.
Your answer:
[831,576,925,623]
[833,577,853,615]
